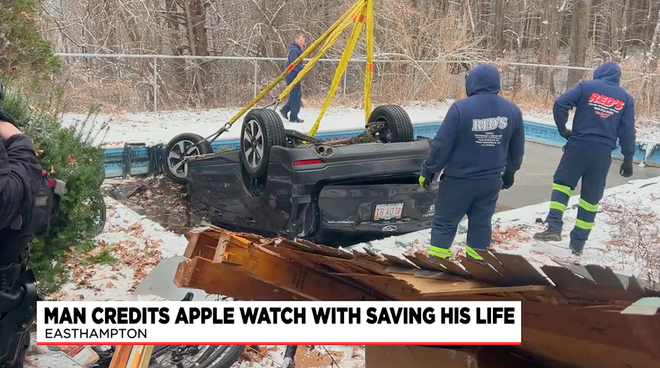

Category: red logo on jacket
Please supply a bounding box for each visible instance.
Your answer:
[588,93,625,110]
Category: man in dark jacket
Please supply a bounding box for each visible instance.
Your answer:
[419,64,525,263]
[280,32,306,123]
[534,61,636,256]
[0,102,43,368]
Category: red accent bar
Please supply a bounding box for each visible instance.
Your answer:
[351,13,358,19]
[359,14,366,23]
[286,64,295,72]
[293,159,323,166]
[368,62,374,72]
[37,342,522,346]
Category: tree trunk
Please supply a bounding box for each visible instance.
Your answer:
[567,0,591,88]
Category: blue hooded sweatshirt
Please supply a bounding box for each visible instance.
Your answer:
[553,61,636,161]
[285,42,303,84]
[420,64,525,180]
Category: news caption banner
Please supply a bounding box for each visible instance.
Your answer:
[37,301,522,345]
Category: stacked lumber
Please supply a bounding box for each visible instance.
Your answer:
[173,226,660,368]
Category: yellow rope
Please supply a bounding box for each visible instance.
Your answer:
[222,0,366,130]
[363,0,375,124]
[308,4,368,137]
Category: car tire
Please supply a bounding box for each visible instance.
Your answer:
[164,133,214,185]
[369,105,414,143]
[240,108,287,179]
[95,195,107,235]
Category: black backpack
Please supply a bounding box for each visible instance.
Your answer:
[30,169,66,236]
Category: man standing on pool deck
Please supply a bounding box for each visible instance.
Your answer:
[534,61,636,256]
[280,32,306,123]
[418,64,525,264]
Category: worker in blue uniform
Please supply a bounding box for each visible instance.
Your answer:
[534,61,636,256]
[419,64,525,263]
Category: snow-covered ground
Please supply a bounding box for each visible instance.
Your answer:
[26,175,660,367]
[61,101,660,150]
[24,196,364,368]
[354,175,660,288]
[61,103,454,147]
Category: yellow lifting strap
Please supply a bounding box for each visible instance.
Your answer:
[308,3,368,137]
[364,0,375,124]
[221,0,365,131]
[277,1,365,103]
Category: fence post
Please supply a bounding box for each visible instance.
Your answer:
[343,71,347,96]
[153,57,158,112]
[254,61,258,98]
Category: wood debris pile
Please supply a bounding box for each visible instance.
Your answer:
[172,226,660,368]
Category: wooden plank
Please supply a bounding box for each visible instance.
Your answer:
[273,246,390,276]
[626,275,647,297]
[522,300,660,359]
[205,238,383,301]
[412,270,465,281]
[404,253,471,278]
[553,260,596,282]
[541,266,642,302]
[335,274,420,300]
[385,266,417,275]
[522,327,659,368]
[108,345,133,368]
[421,284,551,298]
[458,256,504,285]
[183,232,218,260]
[541,266,596,289]
[390,273,550,297]
[491,252,551,286]
[520,289,569,305]
[585,265,625,289]
[475,249,508,275]
[127,346,154,368]
[173,257,307,301]
[404,254,450,273]
[434,257,472,278]
[381,254,419,269]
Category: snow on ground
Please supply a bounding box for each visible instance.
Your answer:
[61,101,660,151]
[25,174,660,367]
[26,196,189,368]
[46,196,189,302]
[25,196,365,368]
[61,102,453,147]
[352,176,660,288]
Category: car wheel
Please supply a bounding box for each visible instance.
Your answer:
[164,133,214,184]
[240,108,286,179]
[369,105,414,143]
[94,195,106,235]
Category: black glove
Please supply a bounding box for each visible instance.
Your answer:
[620,159,633,178]
[501,171,515,190]
[559,129,572,140]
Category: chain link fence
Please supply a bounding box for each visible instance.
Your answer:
[53,53,660,118]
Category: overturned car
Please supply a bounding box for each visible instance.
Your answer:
[163,105,439,247]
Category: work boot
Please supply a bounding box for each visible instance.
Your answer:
[290,118,304,123]
[569,240,586,256]
[533,228,562,242]
[279,108,289,120]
